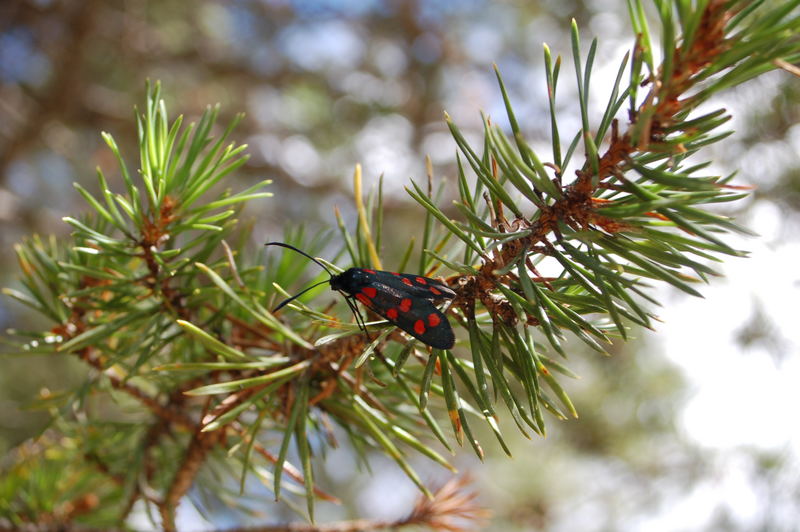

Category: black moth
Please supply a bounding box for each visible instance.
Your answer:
[266,242,456,349]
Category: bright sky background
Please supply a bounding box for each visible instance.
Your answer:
[640,197,800,529]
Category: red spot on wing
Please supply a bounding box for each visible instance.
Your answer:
[427,313,441,327]
[362,286,377,298]
[391,272,401,276]
[363,269,376,274]
[414,320,426,335]
[415,277,427,285]
[429,286,441,295]
[386,308,398,320]
[402,278,413,286]
[355,293,371,306]
[399,298,412,312]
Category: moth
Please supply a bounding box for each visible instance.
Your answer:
[266,242,456,349]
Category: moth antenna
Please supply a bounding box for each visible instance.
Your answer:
[272,279,330,313]
[264,242,334,277]
[266,242,336,313]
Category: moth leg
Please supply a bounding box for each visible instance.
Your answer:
[344,295,373,344]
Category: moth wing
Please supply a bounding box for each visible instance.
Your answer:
[354,282,454,349]
[372,270,455,302]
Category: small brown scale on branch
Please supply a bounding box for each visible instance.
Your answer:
[139,195,192,320]
[307,333,368,404]
[653,0,732,129]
